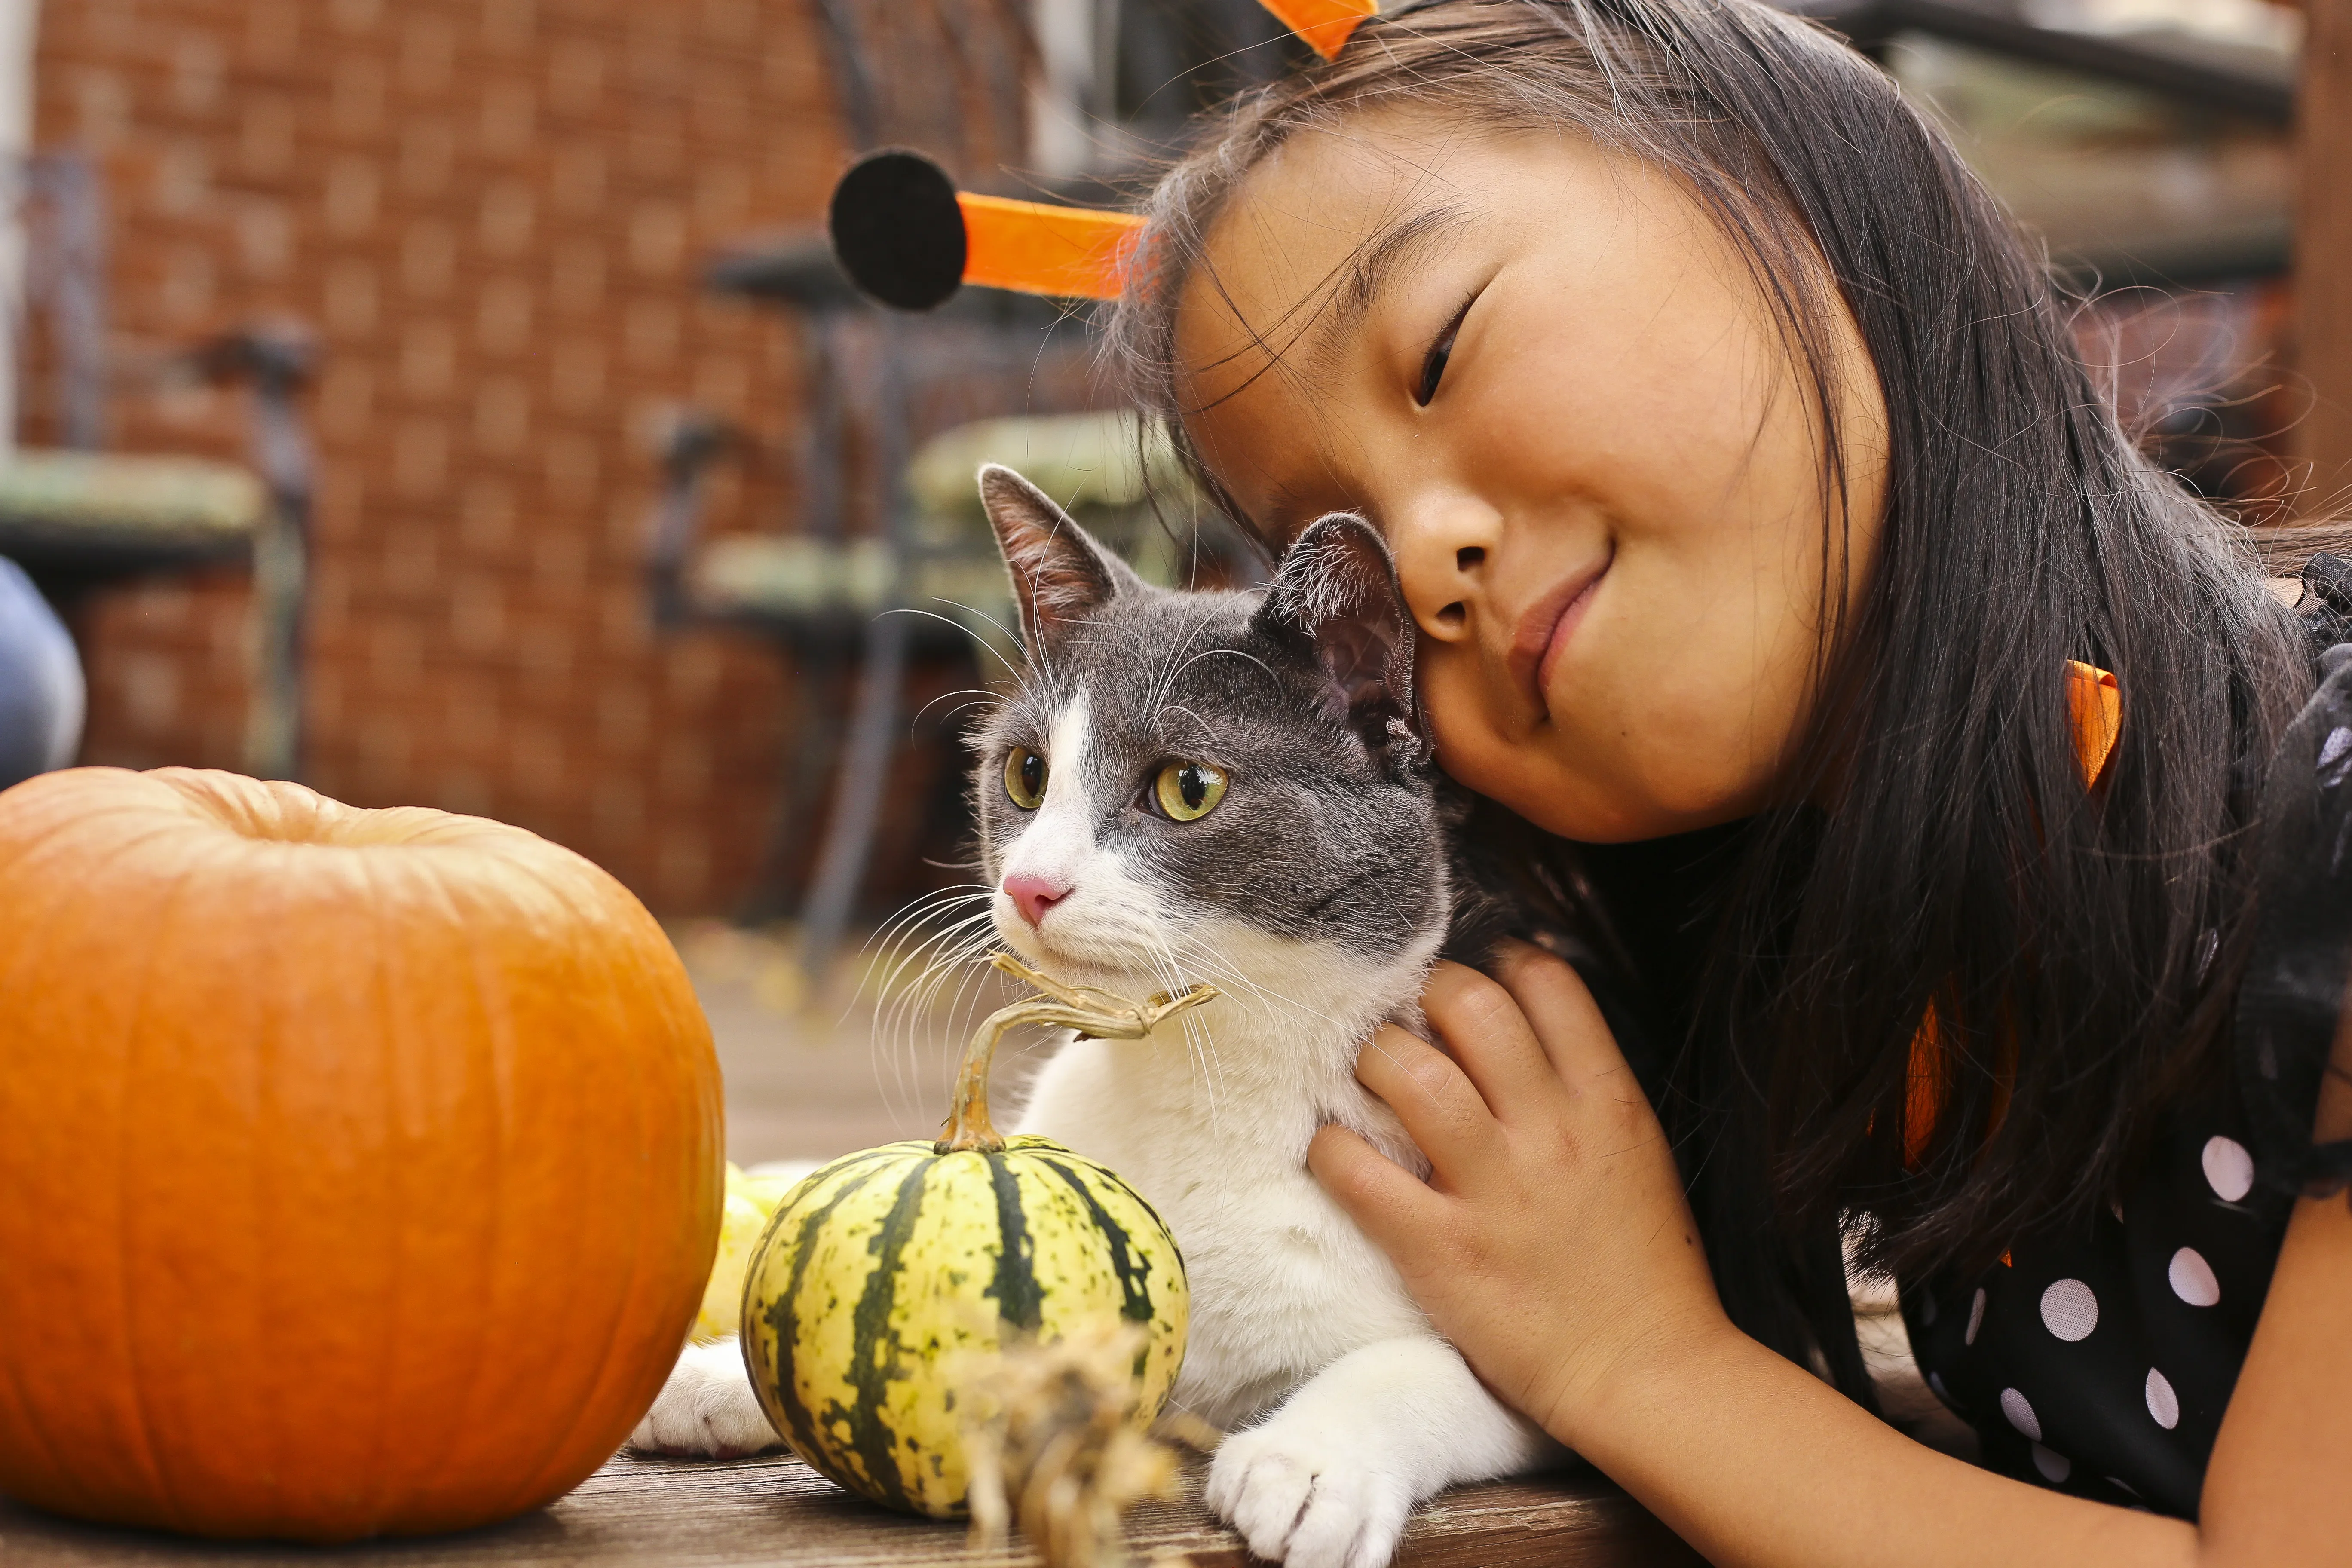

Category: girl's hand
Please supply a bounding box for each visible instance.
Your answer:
[1308,941,1729,1446]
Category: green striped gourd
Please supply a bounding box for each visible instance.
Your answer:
[740,959,1205,1518]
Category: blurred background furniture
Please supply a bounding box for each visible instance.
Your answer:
[0,152,316,783]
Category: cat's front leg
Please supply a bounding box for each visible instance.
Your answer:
[627,1338,785,1459]
[1205,1334,1559,1568]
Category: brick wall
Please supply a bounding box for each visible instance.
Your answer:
[28,0,1029,915]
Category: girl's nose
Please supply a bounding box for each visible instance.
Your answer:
[1387,491,1502,643]
[1002,873,1072,927]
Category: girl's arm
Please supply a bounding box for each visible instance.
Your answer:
[1308,945,2352,1568]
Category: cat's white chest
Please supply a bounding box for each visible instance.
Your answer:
[1013,996,1431,1430]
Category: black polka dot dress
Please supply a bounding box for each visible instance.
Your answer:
[1900,1101,2291,1516]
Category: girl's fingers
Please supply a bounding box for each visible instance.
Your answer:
[1419,958,1572,1114]
[1485,939,1625,1088]
[1306,1123,1447,1254]
[1354,1023,1503,1182]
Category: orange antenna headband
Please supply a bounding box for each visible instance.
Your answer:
[825,0,1379,309]
[827,150,1145,309]
[1262,0,1381,59]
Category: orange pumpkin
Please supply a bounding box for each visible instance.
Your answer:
[0,768,723,1541]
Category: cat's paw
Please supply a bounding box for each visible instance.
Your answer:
[628,1338,784,1459]
[1205,1419,1415,1568]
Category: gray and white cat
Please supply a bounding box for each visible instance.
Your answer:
[634,465,1556,1568]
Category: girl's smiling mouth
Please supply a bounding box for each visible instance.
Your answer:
[1508,544,1614,718]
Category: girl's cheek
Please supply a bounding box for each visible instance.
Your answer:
[1427,710,1504,808]
[1423,662,1580,830]
[1419,658,1502,787]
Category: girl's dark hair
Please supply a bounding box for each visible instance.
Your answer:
[1107,0,2336,1398]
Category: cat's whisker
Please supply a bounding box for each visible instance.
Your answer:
[873,920,995,1043]
[867,882,993,946]
[1147,598,1221,721]
[882,916,999,1026]
[889,943,1007,1111]
[1171,1018,1223,1130]
[921,598,1029,677]
[909,686,1005,727]
[1154,703,1222,751]
[864,895,997,1004]
[859,886,1008,1117]
[871,883,993,942]
[1160,930,1335,1030]
[1167,643,1279,691]
[1119,928,1220,1127]
[879,606,1011,666]
[878,937,1008,1114]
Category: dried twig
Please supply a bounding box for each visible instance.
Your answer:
[956,1322,1219,1568]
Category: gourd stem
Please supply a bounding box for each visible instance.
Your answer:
[934,954,1222,1156]
[936,1003,1026,1154]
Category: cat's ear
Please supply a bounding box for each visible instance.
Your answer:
[1254,513,1424,762]
[979,464,1145,649]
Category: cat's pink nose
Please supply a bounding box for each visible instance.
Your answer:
[1003,873,1072,928]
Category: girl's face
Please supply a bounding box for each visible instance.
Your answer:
[1174,116,1889,841]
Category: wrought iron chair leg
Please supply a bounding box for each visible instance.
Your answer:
[797,312,915,986]
[796,610,906,984]
[735,642,847,926]
[243,496,305,781]
[190,329,315,783]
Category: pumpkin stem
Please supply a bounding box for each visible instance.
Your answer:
[935,956,1220,1155]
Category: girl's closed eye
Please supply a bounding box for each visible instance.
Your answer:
[1414,294,1476,406]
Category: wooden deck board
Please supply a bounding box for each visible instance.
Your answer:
[0,1452,1703,1567]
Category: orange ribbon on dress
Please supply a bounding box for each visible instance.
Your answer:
[2063,658,2121,791]
[1900,661,2119,1166]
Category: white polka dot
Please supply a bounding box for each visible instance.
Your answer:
[2000,1387,2041,1441]
[2145,1367,2179,1430]
[2040,1278,2098,1341]
[2168,1247,2220,1308]
[2110,1197,2125,1224]
[2106,1476,2141,1499]
[2032,1443,2071,1484]
[1928,1371,1953,1405]
[1965,1287,1987,1345]
[2201,1136,2254,1203]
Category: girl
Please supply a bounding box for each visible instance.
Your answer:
[1108,0,2352,1562]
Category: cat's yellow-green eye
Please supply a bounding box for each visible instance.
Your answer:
[1004,747,1047,810]
[1153,760,1227,822]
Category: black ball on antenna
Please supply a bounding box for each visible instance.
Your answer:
[827,149,967,312]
